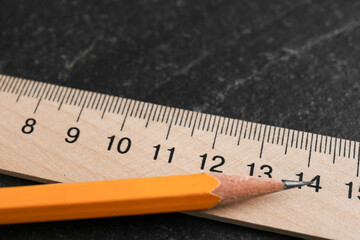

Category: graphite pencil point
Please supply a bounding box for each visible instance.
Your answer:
[281,180,314,190]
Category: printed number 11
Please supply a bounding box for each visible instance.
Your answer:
[153,145,175,163]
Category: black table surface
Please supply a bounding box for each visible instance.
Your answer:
[1,0,360,239]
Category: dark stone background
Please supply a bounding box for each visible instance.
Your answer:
[1,0,360,239]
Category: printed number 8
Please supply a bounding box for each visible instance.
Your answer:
[21,118,36,134]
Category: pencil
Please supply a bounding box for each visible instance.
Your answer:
[0,173,311,224]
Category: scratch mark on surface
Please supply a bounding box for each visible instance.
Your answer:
[217,19,360,104]
[298,20,360,52]
[174,50,210,76]
[145,49,211,97]
[65,40,97,69]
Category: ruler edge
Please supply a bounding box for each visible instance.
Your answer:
[186,212,327,240]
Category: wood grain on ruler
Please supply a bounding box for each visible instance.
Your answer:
[0,74,359,239]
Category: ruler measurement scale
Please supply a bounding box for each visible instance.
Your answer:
[0,74,359,239]
[1,75,358,176]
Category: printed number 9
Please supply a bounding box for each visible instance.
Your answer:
[65,127,80,143]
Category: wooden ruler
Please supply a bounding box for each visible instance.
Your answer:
[0,74,359,239]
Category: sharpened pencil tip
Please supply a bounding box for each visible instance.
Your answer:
[281,180,314,190]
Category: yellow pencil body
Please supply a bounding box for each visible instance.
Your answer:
[0,174,220,224]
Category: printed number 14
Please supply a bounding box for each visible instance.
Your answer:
[296,172,322,192]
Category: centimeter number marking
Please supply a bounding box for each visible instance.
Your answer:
[0,74,359,178]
